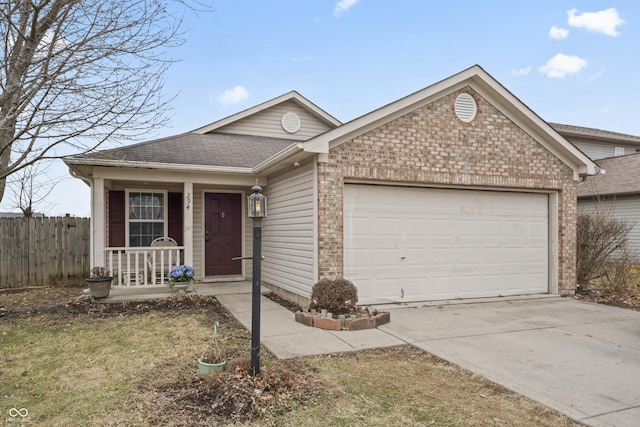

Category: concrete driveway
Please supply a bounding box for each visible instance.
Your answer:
[378,297,640,427]
[214,289,640,427]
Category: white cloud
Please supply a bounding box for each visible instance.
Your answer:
[567,8,625,36]
[214,86,249,105]
[333,0,360,17]
[538,54,587,78]
[511,66,532,76]
[549,26,569,39]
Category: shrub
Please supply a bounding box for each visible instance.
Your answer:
[311,278,358,314]
[577,200,636,288]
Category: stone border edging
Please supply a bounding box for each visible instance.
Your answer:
[294,310,390,331]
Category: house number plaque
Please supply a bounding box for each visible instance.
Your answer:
[186,193,192,210]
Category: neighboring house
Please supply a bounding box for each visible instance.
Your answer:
[550,123,640,258]
[64,65,597,305]
[551,123,640,160]
[576,153,640,257]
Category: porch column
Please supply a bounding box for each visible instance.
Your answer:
[93,178,106,267]
[183,182,194,268]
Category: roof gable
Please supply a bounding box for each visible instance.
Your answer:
[191,91,341,139]
[302,65,597,180]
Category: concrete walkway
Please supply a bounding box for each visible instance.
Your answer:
[106,284,640,427]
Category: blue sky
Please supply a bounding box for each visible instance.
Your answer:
[4,0,639,216]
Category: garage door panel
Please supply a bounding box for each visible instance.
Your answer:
[344,185,549,304]
[370,277,404,299]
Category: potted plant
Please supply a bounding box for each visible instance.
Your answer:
[85,266,113,299]
[198,321,226,375]
[168,264,195,294]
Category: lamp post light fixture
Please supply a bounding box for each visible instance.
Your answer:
[247,183,266,376]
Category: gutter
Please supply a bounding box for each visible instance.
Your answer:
[64,157,254,174]
[252,142,305,174]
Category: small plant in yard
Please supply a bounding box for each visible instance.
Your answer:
[310,277,359,315]
[168,265,194,288]
[89,266,111,279]
[200,321,224,365]
[86,266,113,298]
[299,278,389,330]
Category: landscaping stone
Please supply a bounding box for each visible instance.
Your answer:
[314,317,343,331]
[294,309,390,331]
[294,311,314,327]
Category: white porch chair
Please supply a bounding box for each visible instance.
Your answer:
[147,236,179,285]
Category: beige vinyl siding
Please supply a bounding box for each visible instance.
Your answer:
[262,162,316,297]
[578,196,640,260]
[215,100,333,141]
[572,141,640,160]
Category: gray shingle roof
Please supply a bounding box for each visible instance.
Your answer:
[578,154,640,197]
[550,123,640,144]
[74,132,296,168]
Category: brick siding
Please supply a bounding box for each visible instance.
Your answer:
[317,87,577,294]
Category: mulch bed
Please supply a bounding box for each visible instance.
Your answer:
[146,357,323,425]
[264,292,303,312]
[573,283,640,311]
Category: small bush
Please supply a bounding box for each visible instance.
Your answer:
[311,278,358,314]
[577,200,636,288]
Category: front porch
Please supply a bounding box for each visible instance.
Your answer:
[105,245,185,286]
[88,178,261,285]
[100,280,269,302]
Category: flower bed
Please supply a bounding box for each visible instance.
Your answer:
[295,308,390,331]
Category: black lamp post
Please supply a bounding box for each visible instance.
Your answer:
[247,183,266,376]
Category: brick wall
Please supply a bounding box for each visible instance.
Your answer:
[317,87,578,293]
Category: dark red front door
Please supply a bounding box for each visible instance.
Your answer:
[204,193,242,276]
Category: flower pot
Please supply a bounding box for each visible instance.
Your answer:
[85,277,113,299]
[171,282,190,295]
[198,357,226,375]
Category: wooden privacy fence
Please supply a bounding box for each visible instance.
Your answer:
[0,215,90,288]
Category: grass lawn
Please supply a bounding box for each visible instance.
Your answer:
[0,287,582,426]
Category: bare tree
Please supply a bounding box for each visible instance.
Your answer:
[7,161,59,216]
[0,0,197,203]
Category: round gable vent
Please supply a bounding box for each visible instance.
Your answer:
[281,112,301,133]
[454,93,477,123]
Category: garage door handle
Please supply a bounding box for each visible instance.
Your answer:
[401,256,406,260]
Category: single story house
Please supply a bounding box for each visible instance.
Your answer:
[65,65,597,305]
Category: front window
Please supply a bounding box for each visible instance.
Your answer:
[127,191,166,246]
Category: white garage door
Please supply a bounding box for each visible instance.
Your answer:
[344,185,549,304]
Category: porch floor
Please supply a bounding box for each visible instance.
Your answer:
[100,281,269,303]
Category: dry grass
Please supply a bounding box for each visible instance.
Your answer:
[1,308,215,425]
[277,348,580,427]
[0,287,584,426]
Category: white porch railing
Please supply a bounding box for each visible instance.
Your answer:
[105,246,185,287]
